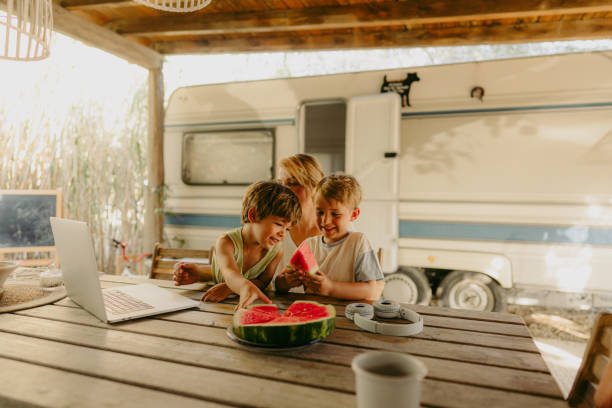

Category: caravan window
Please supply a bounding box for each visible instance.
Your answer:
[182,129,275,185]
[299,100,346,174]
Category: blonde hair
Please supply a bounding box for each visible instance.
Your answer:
[314,174,362,210]
[241,181,301,225]
[279,154,325,192]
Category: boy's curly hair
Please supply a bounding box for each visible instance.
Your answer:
[242,181,302,225]
[314,174,362,210]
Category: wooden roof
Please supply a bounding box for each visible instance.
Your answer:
[12,0,612,68]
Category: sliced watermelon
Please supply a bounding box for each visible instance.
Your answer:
[289,241,319,275]
[233,300,335,346]
[238,305,281,325]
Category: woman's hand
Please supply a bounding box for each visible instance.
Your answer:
[173,262,200,286]
[236,280,272,310]
[201,283,234,302]
[300,269,333,296]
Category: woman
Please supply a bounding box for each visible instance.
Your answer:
[174,154,325,296]
[272,154,325,293]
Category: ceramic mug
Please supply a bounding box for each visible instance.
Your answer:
[0,261,18,297]
[352,351,427,408]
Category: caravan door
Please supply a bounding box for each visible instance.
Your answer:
[346,93,401,273]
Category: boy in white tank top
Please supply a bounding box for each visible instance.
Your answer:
[175,181,301,309]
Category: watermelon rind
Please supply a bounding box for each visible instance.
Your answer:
[233,301,336,346]
[304,264,319,276]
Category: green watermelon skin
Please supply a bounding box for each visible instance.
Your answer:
[233,301,336,346]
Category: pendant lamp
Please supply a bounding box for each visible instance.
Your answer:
[133,0,211,13]
[0,0,53,60]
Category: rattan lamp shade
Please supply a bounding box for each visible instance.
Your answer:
[0,0,52,61]
[133,0,211,12]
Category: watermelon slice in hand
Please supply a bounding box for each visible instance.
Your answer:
[289,241,319,275]
[233,301,336,346]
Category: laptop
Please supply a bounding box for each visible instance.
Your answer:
[50,217,199,323]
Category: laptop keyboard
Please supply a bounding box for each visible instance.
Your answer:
[103,290,155,315]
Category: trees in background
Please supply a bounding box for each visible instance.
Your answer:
[0,79,148,274]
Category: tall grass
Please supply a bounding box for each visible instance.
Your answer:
[0,81,148,273]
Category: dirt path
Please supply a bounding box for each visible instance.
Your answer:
[507,305,600,398]
[507,305,597,342]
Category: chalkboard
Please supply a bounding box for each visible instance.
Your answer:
[0,190,62,251]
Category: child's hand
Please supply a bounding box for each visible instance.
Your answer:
[301,269,333,296]
[201,283,234,302]
[173,262,200,286]
[280,265,303,288]
[236,280,272,310]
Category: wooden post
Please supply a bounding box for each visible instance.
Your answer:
[144,67,165,254]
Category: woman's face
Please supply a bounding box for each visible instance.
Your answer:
[279,168,310,206]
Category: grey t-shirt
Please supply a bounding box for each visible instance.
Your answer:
[306,232,383,283]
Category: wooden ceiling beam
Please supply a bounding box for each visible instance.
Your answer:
[103,0,612,36]
[58,0,131,9]
[150,18,612,54]
[51,2,163,68]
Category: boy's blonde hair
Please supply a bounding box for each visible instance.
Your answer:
[242,181,302,225]
[314,174,362,210]
[279,154,325,192]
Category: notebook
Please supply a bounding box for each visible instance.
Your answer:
[50,217,199,323]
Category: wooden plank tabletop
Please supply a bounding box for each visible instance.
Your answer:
[0,274,567,408]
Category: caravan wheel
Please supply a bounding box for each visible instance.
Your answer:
[437,271,506,312]
[382,267,432,305]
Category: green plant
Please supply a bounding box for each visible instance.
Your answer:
[0,78,149,273]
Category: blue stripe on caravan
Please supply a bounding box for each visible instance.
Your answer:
[165,214,612,246]
[165,119,295,128]
[165,213,242,228]
[401,102,612,118]
[399,220,612,246]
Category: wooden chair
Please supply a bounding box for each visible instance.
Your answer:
[568,313,612,407]
[150,243,214,281]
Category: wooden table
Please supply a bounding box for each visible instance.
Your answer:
[0,274,567,408]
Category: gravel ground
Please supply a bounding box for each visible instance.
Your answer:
[506,305,599,397]
[507,305,598,342]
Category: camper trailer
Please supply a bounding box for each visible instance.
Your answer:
[163,51,612,312]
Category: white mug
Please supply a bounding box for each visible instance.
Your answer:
[0,261,18,295]
[352,351,427,408]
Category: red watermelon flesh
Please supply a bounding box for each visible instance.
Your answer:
[249,305,282,317]
[289,241,319,275]
[233,301,335,346]
[239,305,282,325]
[285,301,330,318]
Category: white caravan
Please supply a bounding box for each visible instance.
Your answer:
[163,51,612,311]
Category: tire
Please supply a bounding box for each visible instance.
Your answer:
[382,267,432,305]
[437,271,506,312]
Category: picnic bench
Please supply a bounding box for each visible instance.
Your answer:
[0,274,566,407]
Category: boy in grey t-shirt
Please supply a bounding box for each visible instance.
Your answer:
[275,174,384,300]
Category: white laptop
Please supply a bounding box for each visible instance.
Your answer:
[50,217,199,323]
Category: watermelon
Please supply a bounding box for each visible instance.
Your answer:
[233,301,335,346]
[289,241,319,275]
